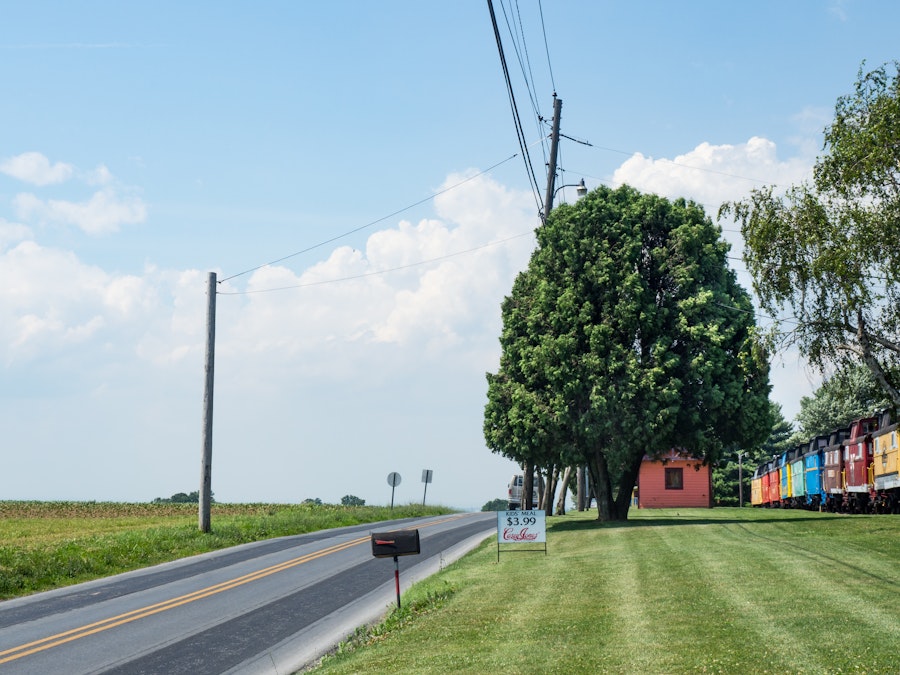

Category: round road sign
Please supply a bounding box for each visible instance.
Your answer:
[387,472,402,487]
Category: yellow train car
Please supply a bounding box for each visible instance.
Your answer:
[750,465,764,506]
[872,420,899,513]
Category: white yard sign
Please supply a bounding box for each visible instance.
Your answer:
[497,509,546,544]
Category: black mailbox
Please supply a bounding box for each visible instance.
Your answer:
[371,529,420,558]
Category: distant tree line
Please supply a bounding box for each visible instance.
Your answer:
[152,491,212,504]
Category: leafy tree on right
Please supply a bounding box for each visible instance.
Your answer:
[723,61,900,410]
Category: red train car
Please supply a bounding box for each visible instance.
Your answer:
[766,459,781,506]
[842,417,878,512]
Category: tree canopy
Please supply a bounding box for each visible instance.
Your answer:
[485,185,772,520]
[794,363,892,438]
[723,61,900,409]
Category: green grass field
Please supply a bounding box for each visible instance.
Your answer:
[312,508,900,675]
[0,500,451,599]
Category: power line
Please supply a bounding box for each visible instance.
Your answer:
[538,0,556,94]
[500,0,541,122]
[487,0,543,215]
[219,154,519,284]
[217,232,534,295]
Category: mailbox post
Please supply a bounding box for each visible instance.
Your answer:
[371,529,420,608]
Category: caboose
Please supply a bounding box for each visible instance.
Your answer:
[872,411,899,513]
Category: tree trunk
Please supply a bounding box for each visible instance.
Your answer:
[576,466,585,511]
[555,466,573,515]
[587,450,618,521]
[544,465,559,516]
[613,453,644,518]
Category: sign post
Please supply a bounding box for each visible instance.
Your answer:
[386,472,401,510]
[421,469,433,505]
[496,509,547,561]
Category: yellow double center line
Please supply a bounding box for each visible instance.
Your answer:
[1,535,367,664]
[0,514,468,665]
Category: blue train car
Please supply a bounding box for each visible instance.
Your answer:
[802,434,830,509]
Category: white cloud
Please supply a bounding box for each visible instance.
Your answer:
[828,0,848,22]
[0,240,158,364]
[612,136,813,208]
[0,151,74,186]
[13,187,148,234]
[212,176,536,386]
[0,217,33,250]
[85,164,114,186]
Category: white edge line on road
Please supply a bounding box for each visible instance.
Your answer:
[224,525,495,675]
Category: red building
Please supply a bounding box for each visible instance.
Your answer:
[637,450,713,508]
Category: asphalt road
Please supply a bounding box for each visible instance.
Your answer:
[0,512,495,674]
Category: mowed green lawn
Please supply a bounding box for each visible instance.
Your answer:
[312,508,900,675]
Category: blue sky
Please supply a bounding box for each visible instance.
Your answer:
[1,1,898,509]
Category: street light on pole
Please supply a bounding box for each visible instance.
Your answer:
[554,178,588,201]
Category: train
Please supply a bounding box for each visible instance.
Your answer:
[750,410,900,513]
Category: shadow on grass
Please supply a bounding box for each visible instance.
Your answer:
[548,513,842,531]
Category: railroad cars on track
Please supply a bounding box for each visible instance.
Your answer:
[752,411,899,513]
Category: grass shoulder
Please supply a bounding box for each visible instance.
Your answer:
[0,500,453,600]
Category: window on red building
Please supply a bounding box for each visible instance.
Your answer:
[665,467,683,490]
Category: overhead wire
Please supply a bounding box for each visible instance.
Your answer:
[218,153,519,284]
[217,231,535,296]
[538,0,556,94]
[487,0,544,216]
[220,0,848,301]
[498,0,541,122]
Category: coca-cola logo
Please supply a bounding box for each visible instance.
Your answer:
[503,527,538,541]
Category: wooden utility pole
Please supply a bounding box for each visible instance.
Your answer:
[199,272,216,532]
[541,95,562,221]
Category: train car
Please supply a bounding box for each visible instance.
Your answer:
[789,444,806,507]
[822,428,849,512]
[872,411,899,513]
[802,434,830,510]
[778,451,791,504]
[842,416,878,513]
[766,458,781,506]
[750,463,764,507]
[758,460,773,506]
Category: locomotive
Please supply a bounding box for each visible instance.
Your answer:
[750,410,900,513]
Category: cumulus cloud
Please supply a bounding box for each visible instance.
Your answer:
[13,188,147,234]
[0,217,33,250]
[216,173,536,381]
[0,152,74,186]
[612,136,813,207]
[0,240,157,364]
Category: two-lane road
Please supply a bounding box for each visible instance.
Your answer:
[0,512,495,674]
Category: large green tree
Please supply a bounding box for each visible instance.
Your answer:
[724,62,900,408]
[485,185,772,521]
